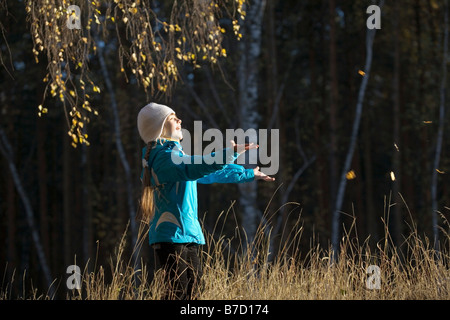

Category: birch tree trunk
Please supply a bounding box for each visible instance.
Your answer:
[96,39,138,253]
[431,0,448,252]
[236,0,266,245]
[331,0,383,257]
[392,0,402,247]
[329,0,339,210]
[0,126,54,296]
[63,130,72,268]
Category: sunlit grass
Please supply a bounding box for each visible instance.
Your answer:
[2,201,450,300]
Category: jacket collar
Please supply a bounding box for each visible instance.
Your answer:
[151,138,183,151]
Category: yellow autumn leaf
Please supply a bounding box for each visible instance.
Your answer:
[430,0,439,10]
[358,70,366,76]
[346,170,356,180]
[390,171,396,181]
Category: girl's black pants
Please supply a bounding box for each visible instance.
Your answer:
[153,242,203,300]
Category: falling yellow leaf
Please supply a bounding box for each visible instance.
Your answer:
[346,170,356,180]
[390,171,396,181]
[423,121,433,124]
[436,169,445,174]
[358,70,366,76]
[430,0,439,10]
[394,143,399,152]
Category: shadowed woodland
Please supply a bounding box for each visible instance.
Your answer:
[0,0,449,299]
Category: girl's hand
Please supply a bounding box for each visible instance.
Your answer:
[230,140,258,154]
[253,166,276,182]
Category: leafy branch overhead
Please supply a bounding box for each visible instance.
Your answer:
[25,0,247,147]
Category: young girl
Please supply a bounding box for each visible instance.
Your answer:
[137,102,274,300]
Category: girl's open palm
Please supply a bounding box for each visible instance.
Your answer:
[253,166,275,181]
[230,140,258,154]
[229,141,275,181]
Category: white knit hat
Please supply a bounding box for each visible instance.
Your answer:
[137,102,175,143]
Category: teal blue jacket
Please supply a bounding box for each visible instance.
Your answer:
[141,139,255,245]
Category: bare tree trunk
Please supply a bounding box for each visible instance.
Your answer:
[63,130,72,268]
[37,116,50,265]
[329,0,339,210]
[363,109,377,242]
[6,153,17,284]
[431,0,448,252]
[81,136,93,266]
[331,0,383,257]
[392,0,402,247]
[0,126,54,296]
[96,38,138,253]
[236,0,266,245]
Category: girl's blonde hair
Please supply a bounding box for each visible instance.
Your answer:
[137,142,156,225]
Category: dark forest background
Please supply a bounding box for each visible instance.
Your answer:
[0,0,449,298]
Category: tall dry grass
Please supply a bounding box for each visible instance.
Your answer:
[2,201,450,300]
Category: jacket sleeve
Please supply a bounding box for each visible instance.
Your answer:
[152,145,240,183]
[197,164,255,184]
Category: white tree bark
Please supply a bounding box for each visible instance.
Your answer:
[236,0,266,245]
[0,127,55,296]
[96,39,138,253]
[331,0,383,258]
[431,0,448,253]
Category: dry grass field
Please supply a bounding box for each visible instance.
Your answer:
[2,208,450,301]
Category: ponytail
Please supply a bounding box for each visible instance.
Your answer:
[137,142,156,225]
